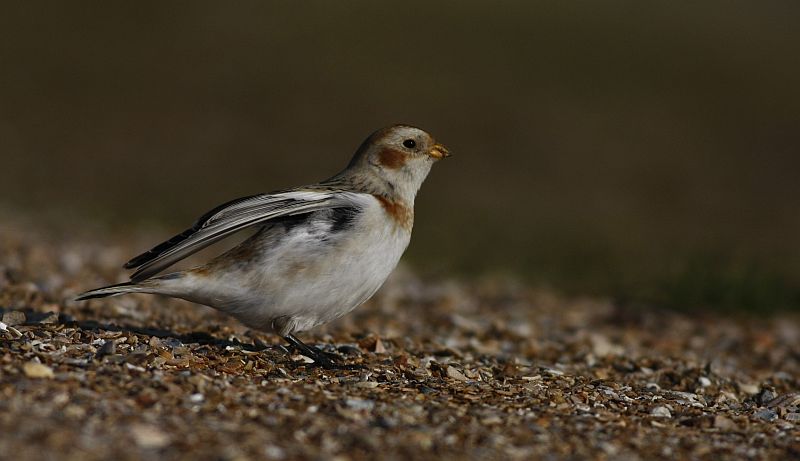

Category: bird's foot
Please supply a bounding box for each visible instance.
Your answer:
[306,352,364,371]
[283,334,363,370]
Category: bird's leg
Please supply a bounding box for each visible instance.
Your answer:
[283,333,335,366]
[282,333,361,370]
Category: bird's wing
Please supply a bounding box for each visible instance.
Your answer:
[125,189,360,282]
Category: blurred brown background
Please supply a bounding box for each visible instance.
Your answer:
[1,2,799,310]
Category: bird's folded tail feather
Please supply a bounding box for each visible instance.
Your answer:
[74,281,144,301]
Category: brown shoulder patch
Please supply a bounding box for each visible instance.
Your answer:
[374,195,414,231]
[377,148,408,169]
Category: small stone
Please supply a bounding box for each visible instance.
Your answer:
[645,382,661,392]
[599,442,618,456]
[355,381,379,389]
[650,406,671,418]
[698,377,712,387]
[542,368,564,376]
[292,354,315,364]
[756,389,776,406]
[97,340,116,356]
[446,366,467,381]
[130,424,171,449]
[23,361,54,379]
[2,311,26,326]
[739,383,759,395]
[160,337,184,349]
[37,312,59,324]
[590,334,618,356]
[374,337,387,354]
[713,415,737,431]
[765,392,800,409]
[63,404,86,419]
[754,409,778,422]
[264,445,286,460]
[345,399,374,411]
[125,363,146,372]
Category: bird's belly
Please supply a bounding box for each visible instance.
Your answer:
[203,205,411,333]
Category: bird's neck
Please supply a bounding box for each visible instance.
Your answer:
[325,169,420,208]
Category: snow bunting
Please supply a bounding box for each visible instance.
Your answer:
[77,125,450,368]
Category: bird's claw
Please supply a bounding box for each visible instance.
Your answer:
[282,333,363,370]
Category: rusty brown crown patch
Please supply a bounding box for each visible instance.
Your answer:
[374,195,413,231]
[377,148,408,169]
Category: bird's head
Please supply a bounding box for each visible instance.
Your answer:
[344,125,450,202]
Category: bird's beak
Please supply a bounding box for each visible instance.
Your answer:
[428,143,451,160]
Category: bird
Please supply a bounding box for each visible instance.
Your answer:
[76,125,450,368]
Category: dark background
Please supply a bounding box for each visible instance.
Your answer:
[2,2,799,310]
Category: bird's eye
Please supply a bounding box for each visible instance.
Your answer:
[402,139,416,149]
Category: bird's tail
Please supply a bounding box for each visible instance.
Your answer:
[74,281,148,301]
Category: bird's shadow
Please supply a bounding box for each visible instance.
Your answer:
[70,318,276,353]
[2,308,275,353]
[4,308,368,371]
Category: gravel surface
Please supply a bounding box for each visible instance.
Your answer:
[1,223,799,460]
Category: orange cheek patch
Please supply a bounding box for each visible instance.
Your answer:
[377,148,408,169]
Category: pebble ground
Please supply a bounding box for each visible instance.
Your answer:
[1,222,799,460]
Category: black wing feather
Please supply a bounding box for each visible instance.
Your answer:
[124,193,263,269]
